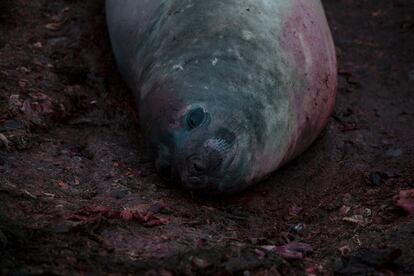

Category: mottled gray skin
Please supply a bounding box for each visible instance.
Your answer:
[106,0,337,194]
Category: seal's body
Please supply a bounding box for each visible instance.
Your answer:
[106,0,337,194]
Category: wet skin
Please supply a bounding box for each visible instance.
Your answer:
[106,0,337,194]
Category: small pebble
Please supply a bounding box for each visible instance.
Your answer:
[363,208,372,217]
[386,148,402,157]
[0,133,9,149]
[192,256,210,269]
[34,41,43,48]
[290,223,306,234]
[369,172,382,186]
[45,22,62,31]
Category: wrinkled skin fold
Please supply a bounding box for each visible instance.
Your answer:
[106,0,337,195]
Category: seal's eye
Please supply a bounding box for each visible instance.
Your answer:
[186,107,207,129]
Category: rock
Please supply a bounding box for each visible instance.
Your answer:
[9,94,23,111]
[33,41,43,48]
[343,215,371,226]
[369,172,382,186]
[386,148,402,157]
[192,256,210,269]
[45,22,63,31]
[289,223,306,234]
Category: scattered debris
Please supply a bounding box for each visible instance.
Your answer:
[262,242,313,260]
[339,205,351,216]
[341,193,356,206]
[289,223,306,234]
[119,209,134,221]
[9,94,23,112]
[22,189,37,199]
[338,245,352,256]
[305,264,319,276]
[0,133,9,149]
[340,122,359,132]
[6,93,66,127]
[394,189,414,215]
[45,22,63,31]
[65,201,170,228]
[192,256,211,269]
[253,249,266,260]
[57,180,69,190]
[363,208,372,217]
[343,215,371,226]
[42,192,56,198]
[21,93,65,124]
[33,41,43,48]
[120,202,167,224]
[288,204,303,217]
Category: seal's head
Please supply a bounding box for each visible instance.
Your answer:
[140,87,252,195]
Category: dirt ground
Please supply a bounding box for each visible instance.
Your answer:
[0,0,413,275]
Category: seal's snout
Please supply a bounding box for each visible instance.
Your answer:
[180,134,237,193]
[187,155,207,176]
[186,148,223,178]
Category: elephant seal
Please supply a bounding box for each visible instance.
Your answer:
[106,0,337,194]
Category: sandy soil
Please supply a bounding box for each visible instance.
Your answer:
[1,0,413,275]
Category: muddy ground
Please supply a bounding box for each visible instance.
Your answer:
[0,0,413,275]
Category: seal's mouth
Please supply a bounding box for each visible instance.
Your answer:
[179,137,239,193]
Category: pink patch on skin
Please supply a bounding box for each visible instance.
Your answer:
[280,1,337,161]
[140,77,186,134]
